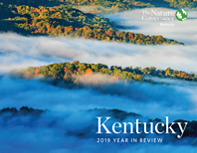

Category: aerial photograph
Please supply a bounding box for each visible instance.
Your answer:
[0,0,197,152]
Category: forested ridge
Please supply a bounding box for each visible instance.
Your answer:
[64,0,197,10]
[1,0,196,10]
[16,61,197,86]
[0,3,183,45]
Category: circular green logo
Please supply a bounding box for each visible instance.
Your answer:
[175,9,188,21]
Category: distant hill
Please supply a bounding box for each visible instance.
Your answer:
[15,61,197,86]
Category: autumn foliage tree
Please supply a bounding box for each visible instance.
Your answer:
[19,61,197,89]
[0,4,183,45]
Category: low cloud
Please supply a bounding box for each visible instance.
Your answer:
[0,8,197,152]
[0,76,197,121]
[0,33,197,74]
[104,8,197,45]
[0,106,196,153]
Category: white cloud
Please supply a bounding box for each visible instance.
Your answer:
[0,8,197,152]
[0,33,197,74]
[104,8,197,45]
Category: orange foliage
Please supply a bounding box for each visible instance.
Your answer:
[85,68,93,75]
[69,27,73,31]
[35,69,39,76]
[176,73,192,80]
[64,67,68,71]
[50,8,56,12]
[177,73,185,78]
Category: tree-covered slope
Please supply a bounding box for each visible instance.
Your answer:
[0,4,121,34]
[0,4,183,45]
[1,0,196,11]
[65,0,197,10]
[166,0,197,8]
[16,61,197,86]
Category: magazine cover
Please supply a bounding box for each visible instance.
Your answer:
[0,0,197,152]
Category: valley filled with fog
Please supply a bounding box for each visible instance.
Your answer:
[0,8,197,153]
[0,8,197,73]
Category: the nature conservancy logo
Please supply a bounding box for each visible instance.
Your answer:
[142,9,176,26]
[142,9,175,21]
[142,9,188,26]
[96,116,188,144]
[175,9,188,21]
